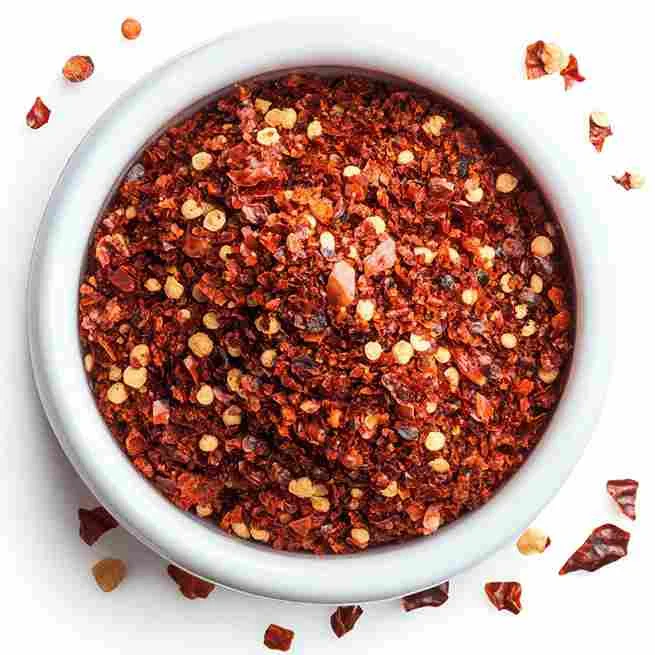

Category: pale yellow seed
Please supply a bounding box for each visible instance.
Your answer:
[425,431,446,452]
[515,304,528,320]
[177,307,190,322]
[256,127,280,146]
[164,275,184,300]
[429,457,451,473]
[350,488,364,499]
[311,496,331,512]
[530,274,544,293]
[191,151,213,171]
[500,272,513,294]
[466,187,484,203]
[255,98,272,113]
[307,120,323,139]
[462,288,479,305]
[521,320,537,337]
[83,353,94,372]
[590,111,610,128]
[366,215,386,234]
[517,527,550,555]
[538,368,559,384]
[260,349,277,368]
[289,477,315,499]
[198,434,219,452]
[232,522,250,539]
[410,333,431,352]
[107,382,128,404]
[196,384,214,406]
[222,405,242,427]
[479,245,496,262]
[254,315,281,336]
[196,504,213,518]
[219,245,234,261]
[203,209,226,232]
[125,206,137,219]
[364,341,383,362]
[350,528,370,545]
[392,340,414,365]
[380,481,399,498]
[226,368,242,393]
[422,115,446,136]
[108,365,122,382]
[435,346,451,364]
[425,401,438,414]
[188,332,214,358]
[501,333,518,349]
[363,414,378,431]
[343,165,361,178]
[414,247,436,264]
[202,312,219,330]
[496,173,519,193]
[227,344,241,358]
[319,231,335,256]
[250,527,270,542]
[629,172,646,189]
[397,150,415,165]
[531,235,554,257]
[265,107,297,129]
[130,344,150,367]
[144,278,162,292]
[444,367,460,389]
[356,299,375,322]
[123,366,147,389]
[181,198,204,220]
[448,247,461,265]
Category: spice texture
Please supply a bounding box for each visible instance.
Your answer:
[79,73,575,554]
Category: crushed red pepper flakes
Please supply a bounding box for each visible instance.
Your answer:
[330,605,364,638]
[264,624,295,651]
[79,73,575,555]
[560,54,585,90]
[484,581,522,614]
[26,97,50,129]
[166,564,216,599]
[92,558,127,592]
[559,524,630,575]
[78,506,119,546]
[401,581,449,611]
[606,479,639,520]
[612,171,646,190]
[589,113,612,152]
[524,42,585,90]
[62,55,95,83]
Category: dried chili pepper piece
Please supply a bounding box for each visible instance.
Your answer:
[612,171,646,190]
[92,558,127,592]
[561,54,585,90]
[525,41,547,79]
[484,582,522,614]
[264,624,295,651]
[607,479,639,520]
[166,564,216,599]
[330,605,363,637]
[589,113,612,152]
[78,506,118,546]
[26,97,50,129]
[402,581,449,611]
[559,524,630,575]
[62,55,95,83]
[121,17,142,40]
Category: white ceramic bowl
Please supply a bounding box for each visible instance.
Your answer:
[28,20,614,604]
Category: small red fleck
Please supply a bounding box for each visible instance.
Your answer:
[26,97,50,129]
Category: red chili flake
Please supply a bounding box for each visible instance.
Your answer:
[166,564,216,599]
[606,479,639,520]
[589,113,613,152]
[330,605,364,638]
[26,97,50,129]
[484,582,522,614]
[264,624,295,651]
[524,41,547,79]
[121,17,142,40]
[612,171,645,190]
[402,582,449,611]
[559,524,630,575]
[561,54,585,90]
[78,506,118,546]
[62,55,95,83]
[327,260,356,306]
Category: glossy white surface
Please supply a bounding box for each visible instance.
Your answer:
[3,1,651,651]
[27,21,612,604]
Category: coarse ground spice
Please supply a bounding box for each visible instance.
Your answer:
[79,73,575,554]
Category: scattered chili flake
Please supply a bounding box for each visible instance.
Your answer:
[612,171,646,190]
[121,17,142,40]
[62,55,95,83]
[166,564,216,599]
[402,582,449,611]
[264,624,295,651]
[92,558,127,592]
[330,605,364,637]
[559,524,630,575]
[484,582,522,614]
[524,41,548,79]
[26,97,50,129]
[78,506,118,546]
[589,113,612,152]
[79,73,575,555]
[606,479,639,520]
[561,54,585,90]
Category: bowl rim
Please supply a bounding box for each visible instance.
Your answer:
[28,18,614,604]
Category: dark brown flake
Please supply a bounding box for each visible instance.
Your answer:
[78,506,119,546]
[402,582,449,611]
[166,564,216,599]
[484,582,522,614]
[559,524,630,575]
[264,624,294,651]
[330,605,363,637]
[606,479,639,520]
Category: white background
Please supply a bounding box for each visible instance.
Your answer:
[1,1,652,653]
